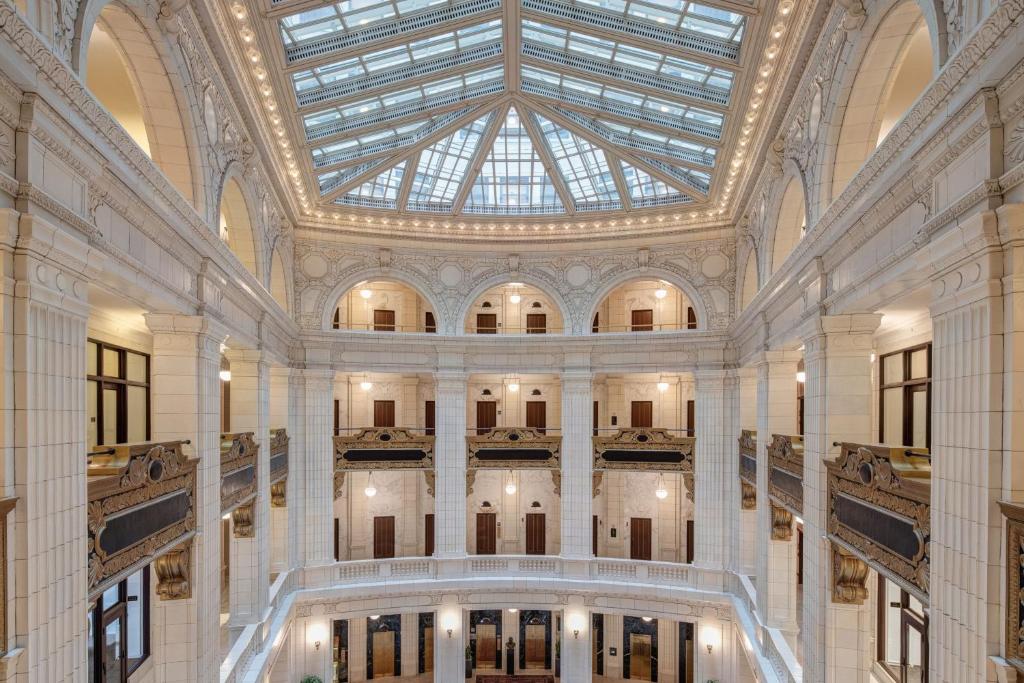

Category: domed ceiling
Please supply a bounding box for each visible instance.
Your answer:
[228,0,801,236]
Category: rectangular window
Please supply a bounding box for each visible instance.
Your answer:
[89,567,149,682]
[879,344,931,448]
[877,575,928,682]
[87,340,150,448]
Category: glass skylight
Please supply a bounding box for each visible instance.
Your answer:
[407,113,492,209]
[465,107,563,215]
[280,1,451,41]
[337,161,407,207]
[569,0,745,42]
[533,113,620,208]
[620,161,693,207]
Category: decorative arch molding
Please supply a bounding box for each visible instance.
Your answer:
[216,164,267,284]
[583,269,713,333]
[814,0,942,210]
[762,163,810,277]
[318,270,446,333]
[455,273,574,336]
[72,0,206,210]
[736,242,759,314]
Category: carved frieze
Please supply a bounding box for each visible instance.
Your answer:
[467,428,561,470]
[767,434,803,515]
[221,432,258,515]
[593,429,695,502]
[738,429,757,509]
[334,428,435,470]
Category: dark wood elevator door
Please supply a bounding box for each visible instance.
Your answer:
[476,513,497,554]
[631,309,654,331]
[424,400,435,436]
[373,309,395,331]
[373,400,395,427]
[525,513,546,555]
[425,514,434,557]
[373,516,395,559]
[476,401,497,435]
[526,401,547,433]
[476,313,498,334]
[526,313,546,334]
[631,401,653,428]
[630,517,652,560]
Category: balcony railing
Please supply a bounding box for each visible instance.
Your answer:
[466,427,562,494]
[87,441,197,599]
[269,428,289,507]
[221,432,258,537]
[333,428,436,497]
[826,442,930,604]
[592,428,696,500]
[738,429,756,509]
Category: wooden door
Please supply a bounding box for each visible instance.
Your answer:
[333,398,340,435]
[373,516,395,559]
[630,517,652,560]
[631,401,653,428]
[373,400,395,427]
[334,517,340,561]
[373,309,395,331]
[371,631,395,677]
[526,313,547,334]
[593,515,599,556]
[425,514,434,557]
[525,513,546,555]
[686,519,695,563]
[476,513,497,554]
[631,309,654,331]
[476,401,497,435]
[525,624,546,668]
[687,306,697,329]
[526,401,546,433]
[425,311,436,333]
[593,400,599,436]
[423,626,434,671]
[686,399,695,436]
[476,624,498,669]
[476,313,498,334]
[424,400,435,435]
[630,633,653,680]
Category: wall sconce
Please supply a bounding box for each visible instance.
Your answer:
[701,626,721,656]
[308,622,328,652]
[447,629,453,638]
[657,381,669,392]
[359,288,373,299]
[314,640,321,651]
[573,629,579,639]
[706,643,713,654]
[654,288,668,299]
[795,370,806,383]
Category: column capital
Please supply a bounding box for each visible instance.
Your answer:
[797,313,880,351]
[146,313,230,358]
[435,371,467,392]
[561,371,593,391]
[750,349,803,368]
[298,366,334,391]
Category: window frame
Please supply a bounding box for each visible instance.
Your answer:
[878,343,932,449]
[89,566,151,682]
[87,339,151,447]
[876,574,928,683]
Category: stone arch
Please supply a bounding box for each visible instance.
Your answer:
[320,271,443,333]
[270,247,290,314]
[822,0,939,203]
[585,269,711,334]
[738,246,759,313]
[75,0,203,208]
[766,173,808,276]
[217,169,264,282]
[456,274,573,336]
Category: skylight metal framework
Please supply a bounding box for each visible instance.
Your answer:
[265,0,761,219]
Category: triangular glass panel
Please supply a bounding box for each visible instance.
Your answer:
[406,113,493,213]
[620,161,694,208]
[336,160,407,209]
[532,112,621,211]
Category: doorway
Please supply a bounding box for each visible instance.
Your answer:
[630,634,653,680]
[631,401,653,428]
[525,513,546,555]
[476,313,498,334]
[526,401,546,433]
[631,309,654,331]
[373,516,395,559]
[476,401,497,435]
[371,630,395,677]
[526,313,547,334]
[476,624,499,670]
[373,400,395,427]
[476,513,497,554]
[630,518,652,561]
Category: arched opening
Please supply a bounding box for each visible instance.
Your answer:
[332,280,436,333]
[83,3,197,204]
[831,1,936,200]
[592,279,697,333]
[770,177,807,275]
[219,177,259,280]
[740,252,758,312]
[270,249,289,313]
[464,283,564,334]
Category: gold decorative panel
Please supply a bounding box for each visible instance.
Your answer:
[767,434,803,515]
[221,432,258,515]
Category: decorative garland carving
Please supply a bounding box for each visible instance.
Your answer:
[767,434,803,515]
[87,441,197,597]
[592,471,603,498]
[826,443,930,601]
[154,540,192,601]
[771,503,793,541]
[831,543,869,605]
[467,428,561,470]
[221,432,258,514]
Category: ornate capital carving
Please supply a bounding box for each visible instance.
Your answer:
[831,544,869,604]
[771,503,793,541]
[154,541,192,601]
[231,504,254,538]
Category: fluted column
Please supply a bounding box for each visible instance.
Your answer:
[754,352,799,632]
[560,599,592,682]
[560,372,593,565]
[434,371,467,558]
[303,368,335,566]
[736,368,757,576]
[433,601,465,682]
[9,213,91,682]
[286,368,306,569]
[226,349,271,626]
[146,313,229,683]
[799,314,878,683]
[693,369,738,569]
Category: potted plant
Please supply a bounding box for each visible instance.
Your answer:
[465,644,473,679]
[300,676,323,683]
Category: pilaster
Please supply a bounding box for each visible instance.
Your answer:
[560,371,593,565]
[560,600,591,682]
[303,367,335,566]
[434,370,467,559]
[692,369,739,569]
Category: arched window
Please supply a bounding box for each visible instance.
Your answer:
[464,284,563,334]
[770,177,807,274]
[270,249,289,313]
[219,177,259,280]
[740,252,759,312]
[332,280,435,333]
[592,279,698,333]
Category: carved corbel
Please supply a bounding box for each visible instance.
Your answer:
[270,480,286,508]
[424,470,435,497]
[832,545,870,604]
[466,469,477,496]
[231,504,254,538]
[741,482,757,510]
[154,541,192,600]
[550,470,561,496]
[683,472,694,503]
[771,503,793,540]
[837,0,867,30]
[592,471,604,498]
[334,470,346,499]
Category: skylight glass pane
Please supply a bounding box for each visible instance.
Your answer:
[533,113,619,205]
[620,161,693,206]
[566,0,745,42]
[280,0,451,46]
[338,160,407,207]
[407,114,492,206]
[465,107,563,215]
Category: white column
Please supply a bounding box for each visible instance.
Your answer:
[692,369,739,569]
[560,372,592,565]
[433,602,465,682]
[561,600,591,682]
[286,369,306,569]
[226,350,270,627]
[434,372,467,559]
[303,368,335,566]
[268,367,290,575]
[146,313,228,683]
[799,314,878,683]
[9,214,90,682]
[754,353,799,631]
[401,612,418,676]
[736,368,757,576]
